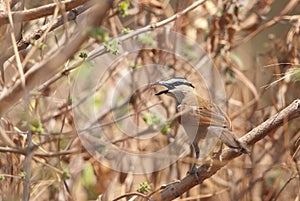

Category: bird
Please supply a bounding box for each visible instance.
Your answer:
[154,77,249,178]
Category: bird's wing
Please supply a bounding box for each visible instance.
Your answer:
[177,101,231,129]
[177,98,250,153]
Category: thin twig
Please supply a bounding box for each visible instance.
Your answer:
[0,0,91,25]
[112,192,151,201]
[239,0,299,44]
[0,146,83,157]
[0,1,113,115]
[6,0,25,88]
[272,174,298,201]
[87,0,207,60]
[17,3,91,51]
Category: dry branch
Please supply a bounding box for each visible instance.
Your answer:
[0,2,90,81]
[149,99,300,201]
[17,3,91,51]
[0,0,113,115]
[0,0,206,115]
[87,0,207,60]
[240,0,299,44]
[0,0,91,25]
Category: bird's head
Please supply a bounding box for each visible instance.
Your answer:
[154,77,195,104]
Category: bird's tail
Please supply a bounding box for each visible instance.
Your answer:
[212,127,250,154]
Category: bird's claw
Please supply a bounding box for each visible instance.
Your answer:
[187,165,199,181]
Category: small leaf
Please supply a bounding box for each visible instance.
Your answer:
[0,175,4,181]
[63,169,71,179]
[137,181,151,194]
[291,67,300,80]
[19,172,26,180]
[139,32,157,47]
[82,163,96,189]
[180,45,197,61]
[87,28,110,42]
[104,39,120,55]
[131,64,141,70]
[30,118,44,134]
[224,67,236,84]
[160,124,171,135]
[143,113,171,134]
[142,113,162,126]
[118,1,130,17]
[39,43,47,50]
[143,114,153,125]
[122,27,132,34]
[79,52,88,59]
[30,39,36,45]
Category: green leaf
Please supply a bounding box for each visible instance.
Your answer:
[131,64,141,70]
[137,181,151,194]
[142,113,162,126]
[139,32,157,47]
[0,175,4,181]
[39,43,47,50]
[118,1,130,17]
[19,172,26,180]
[142,113,171,134]
[122,27,132,34]
[143,113,153,125]
[87,27,110,42]
[63,168,71,179]
[224,67,236,84]
[82,163,96,189]
[160,124,171,135]
[30,118,44,134]
[291,66,300,80]
[79,51,88,59]
[180,45,197,61]
[30,39,36,45]
[104,39,120,55]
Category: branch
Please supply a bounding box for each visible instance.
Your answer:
[149,99,300,201]
[0,0,113,115]
[17,3,91,51]
[87,0,207,60]
[0,2,90,76]
[240,0,299,44]
[0,0,206,115]
[0,0,91,25]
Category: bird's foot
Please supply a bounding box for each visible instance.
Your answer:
[187,165,199,181]
[239,146,251,154]
[211,142,223,161]
[211,149,223,161]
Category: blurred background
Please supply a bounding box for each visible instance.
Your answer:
[0,0,299,200]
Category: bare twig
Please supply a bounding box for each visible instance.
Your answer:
[0,124,15,147]
[112,192,151,201]
[0,146,83,157]
[0,0,207,116]
[0,3,90,76]
[223,56,260,119]
[5,0,25,88]
[87,0,207,60]
[0,0,91,25]
[273,174,298,200]
[0,0,113,115]
[240,0,299,44]
[17,3,91,51]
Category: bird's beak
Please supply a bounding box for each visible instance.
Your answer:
[153,81,169,96]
